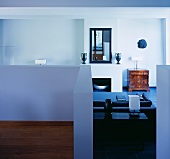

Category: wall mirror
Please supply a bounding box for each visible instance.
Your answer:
[90,28,112,63]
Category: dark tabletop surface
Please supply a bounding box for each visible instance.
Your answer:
[94,112,148,120]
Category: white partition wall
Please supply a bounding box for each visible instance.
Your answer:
[0,65,80,121]
[157,65,170,159]
[74,65,93,159]
[0,65,94,159]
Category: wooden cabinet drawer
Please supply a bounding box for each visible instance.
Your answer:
[143,71,149,75]
[130,71,144,75]
[130,84,148,88]
[127,69,150,92]
[130,71,149,76]
[129,81,145,85]
[129,75,143,79]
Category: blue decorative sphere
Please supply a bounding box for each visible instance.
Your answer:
[137,39,147,49]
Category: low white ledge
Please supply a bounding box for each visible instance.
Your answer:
[0,65,80,121]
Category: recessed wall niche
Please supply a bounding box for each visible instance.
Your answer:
[0,19,84,65]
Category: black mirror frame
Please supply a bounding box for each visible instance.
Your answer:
[89,28,112,64]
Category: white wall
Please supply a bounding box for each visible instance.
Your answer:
[0,65,80,121]
[157,65,170,159]
[84,19,115,64]
[74,65,93,159]
[0,19,84,65]
[164,18,170,64]
[84,18,163,86]
[117,19,163,86]
[0,8,169,87]
[91,64,123,92]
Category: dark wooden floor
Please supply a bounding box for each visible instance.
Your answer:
[0,121,73,159]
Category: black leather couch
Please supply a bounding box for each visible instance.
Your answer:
[112,93,152,107]
[94,93,152,108]
[93,93,156,142]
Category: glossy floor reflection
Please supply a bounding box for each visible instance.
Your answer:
[94,87,156,159]
[94,142,156,159]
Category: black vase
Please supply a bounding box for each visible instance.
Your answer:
[81,53,87,64]
[115,53,121,64]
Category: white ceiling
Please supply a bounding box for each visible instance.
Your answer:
[0,7,169,19]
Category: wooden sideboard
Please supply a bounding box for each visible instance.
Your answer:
[127,69,150,92]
